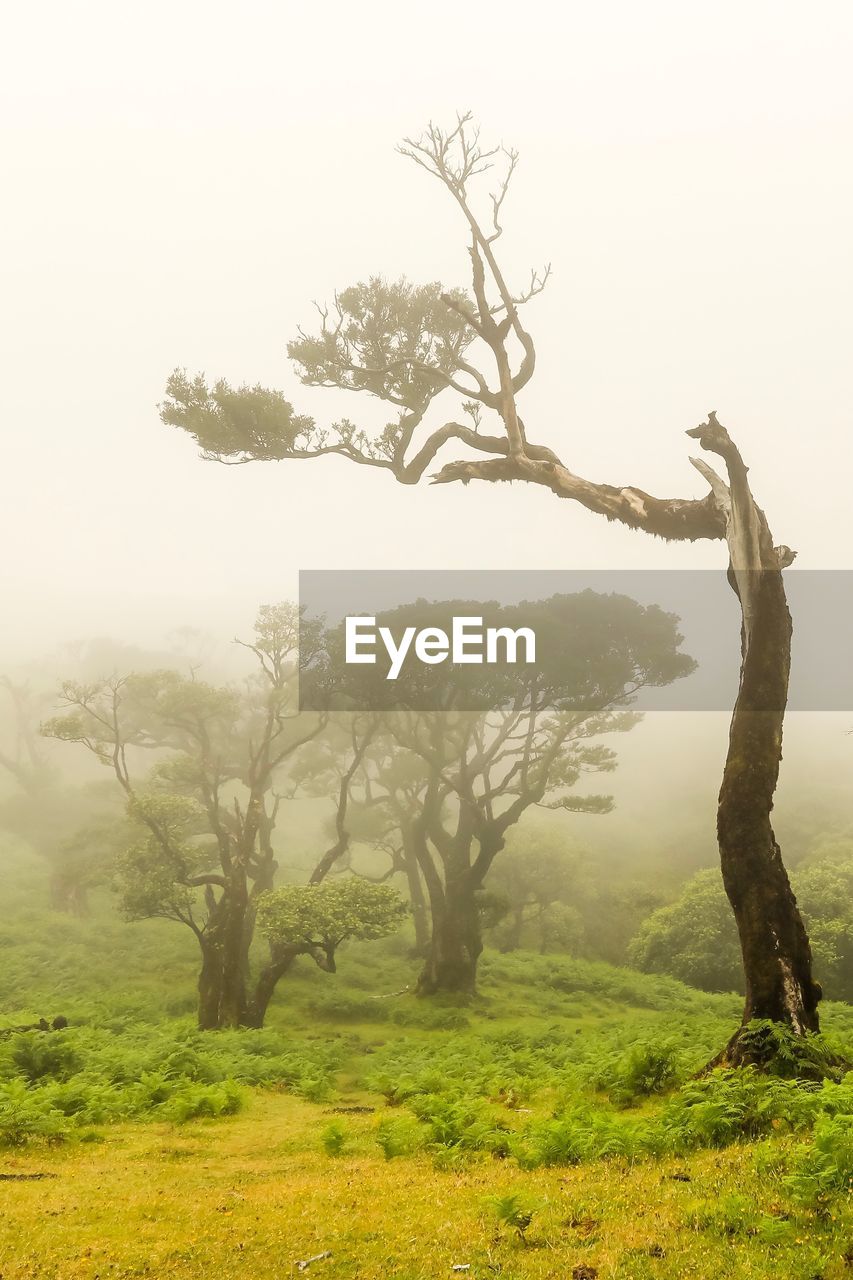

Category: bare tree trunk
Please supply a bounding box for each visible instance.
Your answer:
[713,568,821,1060]
[687,417,822,1060]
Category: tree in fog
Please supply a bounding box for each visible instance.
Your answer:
[42,605,385,1029]
[162,116,821,1061]
[0,679,119,913]
[322,592,690,994]
[487,824,586,955]
[634,852,853,1003]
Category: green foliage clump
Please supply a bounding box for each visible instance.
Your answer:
[0,1080,69,1147]
[409,1093,511,1156]
[306,991,389,1023]
[584,1038,683,1105]
[632,853,853,1002]
[375,1115,423,1160]
[10,1032,81,1083]
[0,1022,344,1146]
[484,1191,535,1242]
[257,879,408,955]
[320,1120,349,1157]
[782,1115,853,1208]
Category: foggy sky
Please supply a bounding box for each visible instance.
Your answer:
[2,1,853,662]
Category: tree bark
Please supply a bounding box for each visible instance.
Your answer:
[715,570,820,1051]
[243,946,299,1029]
[686,416,822,1058]
[195,879,251,1030]
[417,873,482,995]
[197,938,225,1031]
[401,827,430,954]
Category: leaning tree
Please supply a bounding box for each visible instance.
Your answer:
[161,116,821,1061]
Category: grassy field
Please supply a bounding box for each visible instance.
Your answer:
[2,1089,850,1280]
[0,859,851,1279]
[2,1055,852,1280]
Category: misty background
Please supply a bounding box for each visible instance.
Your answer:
[2,1,852,885]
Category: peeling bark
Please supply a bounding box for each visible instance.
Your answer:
[431,452,726,541]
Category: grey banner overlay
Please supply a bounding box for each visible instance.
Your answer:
[298,570,852,712]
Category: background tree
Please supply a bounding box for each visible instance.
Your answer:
[317,592,691,994]
[631,851,853,1002]
[161,115,822,1060]
[0,679,120,914]
[42,605,341,1029]
[488,824,587,954]
[253,878,407,1025]
[629,869,745,994]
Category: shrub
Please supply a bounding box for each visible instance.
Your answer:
[783,1115,853,1208]
[375,1115,423,1160]
[8,1032,81,1084]
[0,1080,69,1148]
[320,1120,348,1156]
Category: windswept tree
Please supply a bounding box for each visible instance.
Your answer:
[161,116,821,1061]
[42,605,380,1029]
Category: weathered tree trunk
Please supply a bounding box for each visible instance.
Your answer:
[217,872,250,1029]
[197,938,226,1031]
[417,872,482,995]
[195,877,251,1030]
[687,416,822,1061]
[713,568,821,1058]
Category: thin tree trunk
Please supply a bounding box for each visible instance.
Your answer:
[714,568,821,1056]
[243,946,299,1029]
[500,905,525,953]
[401,828,430,954]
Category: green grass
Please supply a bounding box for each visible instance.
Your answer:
[1,1093,851,1279]
[0,846,851,1277]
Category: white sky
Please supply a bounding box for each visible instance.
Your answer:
[2,0,852,660]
